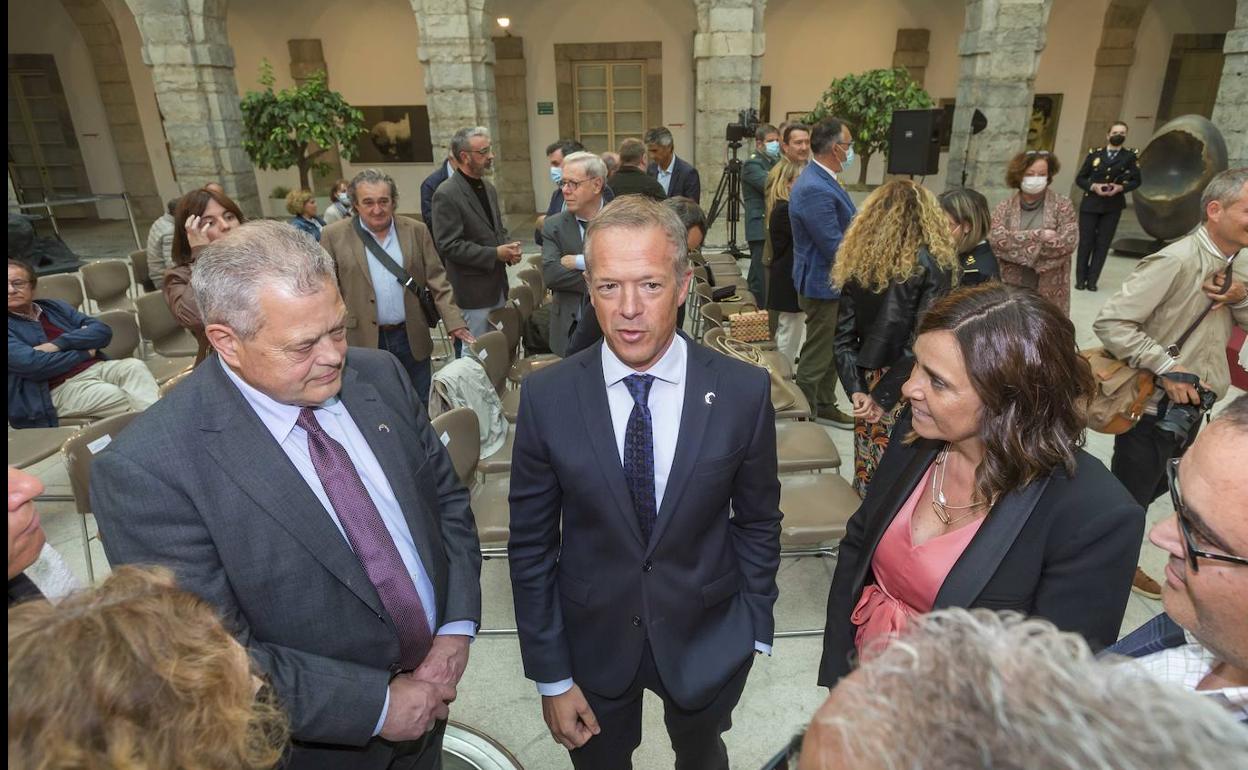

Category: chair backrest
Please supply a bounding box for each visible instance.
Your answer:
[692,265,710,285]
[128,249,150,286]
[96,310,141,360]
[469,330,510,393]
[508,284,535,322]
[135,291,180,342]
[63,411,140,515]
[157,367,194,397]
[33,273,85,310]
[694,281,715,303]
[81,259,133,310]
[487,304,522,361]
[429,407,481,487]
[517,268,544,299]
[702,326,727,350]
[700,302,725,328]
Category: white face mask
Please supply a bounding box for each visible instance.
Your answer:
[1020,175,1048,195]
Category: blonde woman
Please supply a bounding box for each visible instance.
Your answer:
[832,180,960,495]
[286,188,326,242]
[765,159,807,368]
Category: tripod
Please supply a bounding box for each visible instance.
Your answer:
[706,139,747,257]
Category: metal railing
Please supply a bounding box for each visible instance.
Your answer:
[9,191,144,251]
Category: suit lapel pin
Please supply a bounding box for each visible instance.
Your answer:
[704,392,716,405]
[378,423,390,433]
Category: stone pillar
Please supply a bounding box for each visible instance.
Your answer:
[61,0,163,221]
[126,0,261,217]
[1212,0,1248,169]
[288,39,345,194]
[694,0,767,247]
[413,0,506,214]
[893,28,931,87]
[493,36,536,216]
[946,0,1054,203]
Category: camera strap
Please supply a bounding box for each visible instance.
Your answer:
[1166,253,1238,359]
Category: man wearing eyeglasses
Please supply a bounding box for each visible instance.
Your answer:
[431,126,522,341]
[542,151,608,357]
[1107,394,1248,723]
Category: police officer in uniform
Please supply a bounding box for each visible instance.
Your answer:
[1074,121,1141,291]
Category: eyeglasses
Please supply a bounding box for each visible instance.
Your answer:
[8,279,32,290]
[559,178,592,191]
[467,146,493,156]
[1167,458,1248,573]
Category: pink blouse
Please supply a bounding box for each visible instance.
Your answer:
[852,464,985,653]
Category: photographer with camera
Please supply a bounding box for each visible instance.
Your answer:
[1093,167,1248,597]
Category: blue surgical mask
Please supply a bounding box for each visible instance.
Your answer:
[764,140,780,158]
[336,192,350,205]
[843,146,856,169]
[549,166,563,186]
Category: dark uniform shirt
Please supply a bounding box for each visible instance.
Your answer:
[1075,146,1141,214]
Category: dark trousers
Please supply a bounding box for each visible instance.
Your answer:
[1111,411,1200,507]
[378,325,432,407]
[569,642,753,770]
[747,240,766,308]
[1076,209,1122,285]
[795,296,841,413]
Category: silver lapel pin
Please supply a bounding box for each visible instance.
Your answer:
[704,392,716,405]
[378,423,390,433]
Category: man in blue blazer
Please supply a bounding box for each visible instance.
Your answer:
[419,153,456,231]
[789,117,856,427]
[645,126,702,204]
[509,195,781,769]
[1105,395,1248,722]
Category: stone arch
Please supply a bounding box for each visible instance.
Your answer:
[1074,0,1150,161]
[59,0,164,220]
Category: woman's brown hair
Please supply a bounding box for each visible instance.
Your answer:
[172,188,246,266]
[1004,150,1061,190]
[8,565,288,770]
[913,282,1094,505]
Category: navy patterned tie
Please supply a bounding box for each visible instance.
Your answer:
[623,374,657,543]
[297,407,432,669]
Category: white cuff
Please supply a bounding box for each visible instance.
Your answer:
[536,678,575,697]
[373,686,391,736]
[754,641,773,656]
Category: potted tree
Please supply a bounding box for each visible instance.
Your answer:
[804,68,934,189]
[240,60,365,213]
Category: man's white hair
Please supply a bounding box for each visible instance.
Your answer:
[809,608,1248,770]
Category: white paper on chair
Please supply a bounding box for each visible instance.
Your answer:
[478,349,488,360]
[86,434,112,455]
[440,431,450,446]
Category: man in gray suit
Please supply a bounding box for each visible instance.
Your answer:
[541,151,607,356]
[430,126,522,339]
[89,221,482,770]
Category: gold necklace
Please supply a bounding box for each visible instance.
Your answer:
[930,447,988,526]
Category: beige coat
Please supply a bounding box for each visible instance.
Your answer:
[321,215,467,362]
[1093,227,1248,401]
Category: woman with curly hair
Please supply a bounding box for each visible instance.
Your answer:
[818,284,1144,688]
[832,179,959,495]
[8,565,289,770]
[765,158,807,369]
[989,150,1079,313]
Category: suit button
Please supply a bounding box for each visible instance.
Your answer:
[643,560,653,572]
[632,616,641,627]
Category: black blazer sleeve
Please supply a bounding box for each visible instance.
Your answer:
[817,448,877,686]
[833,286,867,397]
[870,250,952,411]
[1075,150,1097,193]
[768,202,793,266]
[1120,151,1141,194]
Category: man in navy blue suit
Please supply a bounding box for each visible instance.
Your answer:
[645,126,701,204]
[788,117,856,427]
[419,153,457,231]
[508,195,781,769]
[1107,394,1247,722]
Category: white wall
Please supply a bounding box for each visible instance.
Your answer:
[228,0,434,210]
[9,0,127,218]
[493,0,699,212]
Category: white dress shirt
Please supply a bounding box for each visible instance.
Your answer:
[219,359,475,733]
[536,333,769,698]
[1130,634,1248,722]
[812,157,839,181]
[656,156,675,195]
[362,218,407,326]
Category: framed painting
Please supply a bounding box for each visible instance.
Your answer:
[1027,94,1063,153]
[353,105,434,164]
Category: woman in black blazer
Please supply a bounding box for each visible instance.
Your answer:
[765,160,805,369]
[939,187,1000,285]
[818,283,1144,688]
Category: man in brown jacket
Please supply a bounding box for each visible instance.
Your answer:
[1093,167,1248,597]
[321,169,473,406]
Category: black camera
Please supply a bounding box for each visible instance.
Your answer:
[725,107,760,143]
[1156,372,1217,442]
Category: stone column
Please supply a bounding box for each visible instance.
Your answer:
[61,0,163,221]
[693,0,767,247]
[893,29,932,87]
[289,39,345,193]
[946,0,1055,203]
[1212,0,1248,169]
[493,36,536,217]
[413,0,506,214]
[126,0,261,217]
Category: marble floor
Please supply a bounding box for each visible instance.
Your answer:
[17,210,1243,769]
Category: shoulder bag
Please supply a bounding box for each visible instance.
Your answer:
[353,216,440,328]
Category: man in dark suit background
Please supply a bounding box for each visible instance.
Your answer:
[646,125,701,204]
[608,138,666,201]
[541,151,608,357]
[430,126,522,339]
[742,123,780,303]
[1073,121,1141,291]
[509,195,781,769]
[419,152,457,231]
[1106,394,1248,722]
[90,221,483,769]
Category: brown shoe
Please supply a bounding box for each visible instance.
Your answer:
[1131,566,1162,599]
[815,407,855,430]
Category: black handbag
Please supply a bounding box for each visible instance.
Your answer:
[352,216,440,328]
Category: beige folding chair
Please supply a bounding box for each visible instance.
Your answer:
[96,309,193,385]
[34,272,85,310]
[157,367,195,397]
[517,268,548,306]
[81,259,135,312]
[8,426,79,470]
[62,412,140,583]
[703,327,790,379]
[135,292,199,358]
[430,407,480,488]
[429,408,509,562]
[129,249,152,291]
[508,284,536,323]
[469,331,510,395]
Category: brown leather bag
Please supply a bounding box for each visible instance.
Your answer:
[727,309,771,343]
[1079,348,1155,434]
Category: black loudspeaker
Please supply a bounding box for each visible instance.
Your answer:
[887,109,943,176]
